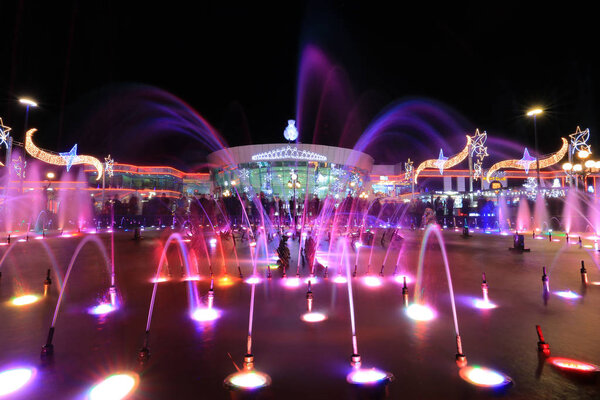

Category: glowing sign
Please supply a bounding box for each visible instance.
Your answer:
[490,181,502,190]
[251,145,326,162]
[283,119,298,141]
[414,136,471,182]
[25,129,104,180]
[487,138,568,181]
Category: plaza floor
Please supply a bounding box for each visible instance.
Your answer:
[1,228,599,399]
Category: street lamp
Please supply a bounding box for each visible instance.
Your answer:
[563,150,599,190]
[19,98,38,133]
[287,171,301,226]
[526,108,543,188]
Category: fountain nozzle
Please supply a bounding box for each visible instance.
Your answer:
[549,232,552,242]
[324,266,328,279]
[481,272,489,303]
[379,265,385,277]
[455,335,467,368]
[402,277,409,307]
[580,260,588,285]
[267,265,272,279]
[536,325,550,356]
[43,269,52,296]
[351,354,362,369]
[7,234,10,244]
[579,236,583,248]
[542,267,549,293]
[353,265,358,278]
[243,354,255,371]
[41,327,55,357]
[138,331,151,363]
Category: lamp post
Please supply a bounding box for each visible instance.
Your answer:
[526,108,543,189]
[563,149,599,191]
[287,171,301,227]
[19,98,38,133]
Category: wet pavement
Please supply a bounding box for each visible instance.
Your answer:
[1,228,600,399]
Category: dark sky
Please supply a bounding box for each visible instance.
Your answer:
[0,1,597,169]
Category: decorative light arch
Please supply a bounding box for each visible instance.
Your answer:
[251,145,327,162]
[414,136,471,183]
[486,137,568,182]
[25,129,104,180]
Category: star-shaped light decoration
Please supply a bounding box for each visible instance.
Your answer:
[59,144,80,172]
[569,126,590,153]
[238,168,250,181]
[469,129,488,158]
[434,149,448,175]
[104,155,114,178]
[517,148,536,174]
[0,118,12,149]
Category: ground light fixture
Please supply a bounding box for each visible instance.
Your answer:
[459,365,512,389]
[88,372,139,400]
[224,355,271,391]
[0,367,35,397]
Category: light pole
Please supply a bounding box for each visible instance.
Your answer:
[19,98,38,133]
[287,171,301,226]
[526,108,543,188]
[563,149,599,191]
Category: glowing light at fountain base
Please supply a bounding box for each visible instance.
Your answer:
[301,312,327,322]
[88,373,139,400]
[304,276,319,284]
[151,277,168,283]
[363,276,382,287]
[191,307,221,322]
[10,295,40,306]
[459,366,512,388]
[245,276,262,285]
[333,275,347,284]
[555,290,581,299]
[346,368,393,385]
[473,299,498,309]
[393,275,412,284]
[283,277,301,288]
[88,303,117,316]
[406,304,436,321]
[0,367,35,396]
[548,357,600,373]
[224,370,271,390]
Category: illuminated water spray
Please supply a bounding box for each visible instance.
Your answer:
[42,236,113,357]
[341,241,393,386]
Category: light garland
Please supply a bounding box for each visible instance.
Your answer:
[404,159,413,181]
[0,118,11,150]
[569,126,590,153]
[251,145,327,162]
[25,129,104,180]
[486,138,568,181]
[414,135,471,182]
[105,155,114,178]
[13,156,26,178]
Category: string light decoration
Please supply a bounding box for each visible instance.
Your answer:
[251,145,326,162]
[404,159,413,181]
[486,137,568,181]
[569,126,590,153]
[473,159,483,181]
[25,129,104,180]
[0,118,11,149]
[60,144,80,171]
[469,129,488,181]
[104,155,114,178]
[414,135,471,182]
[283,119,299,141]
[13,156,26,178]
[434,149,449,174]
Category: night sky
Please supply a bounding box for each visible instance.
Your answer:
[0,1,597,169]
